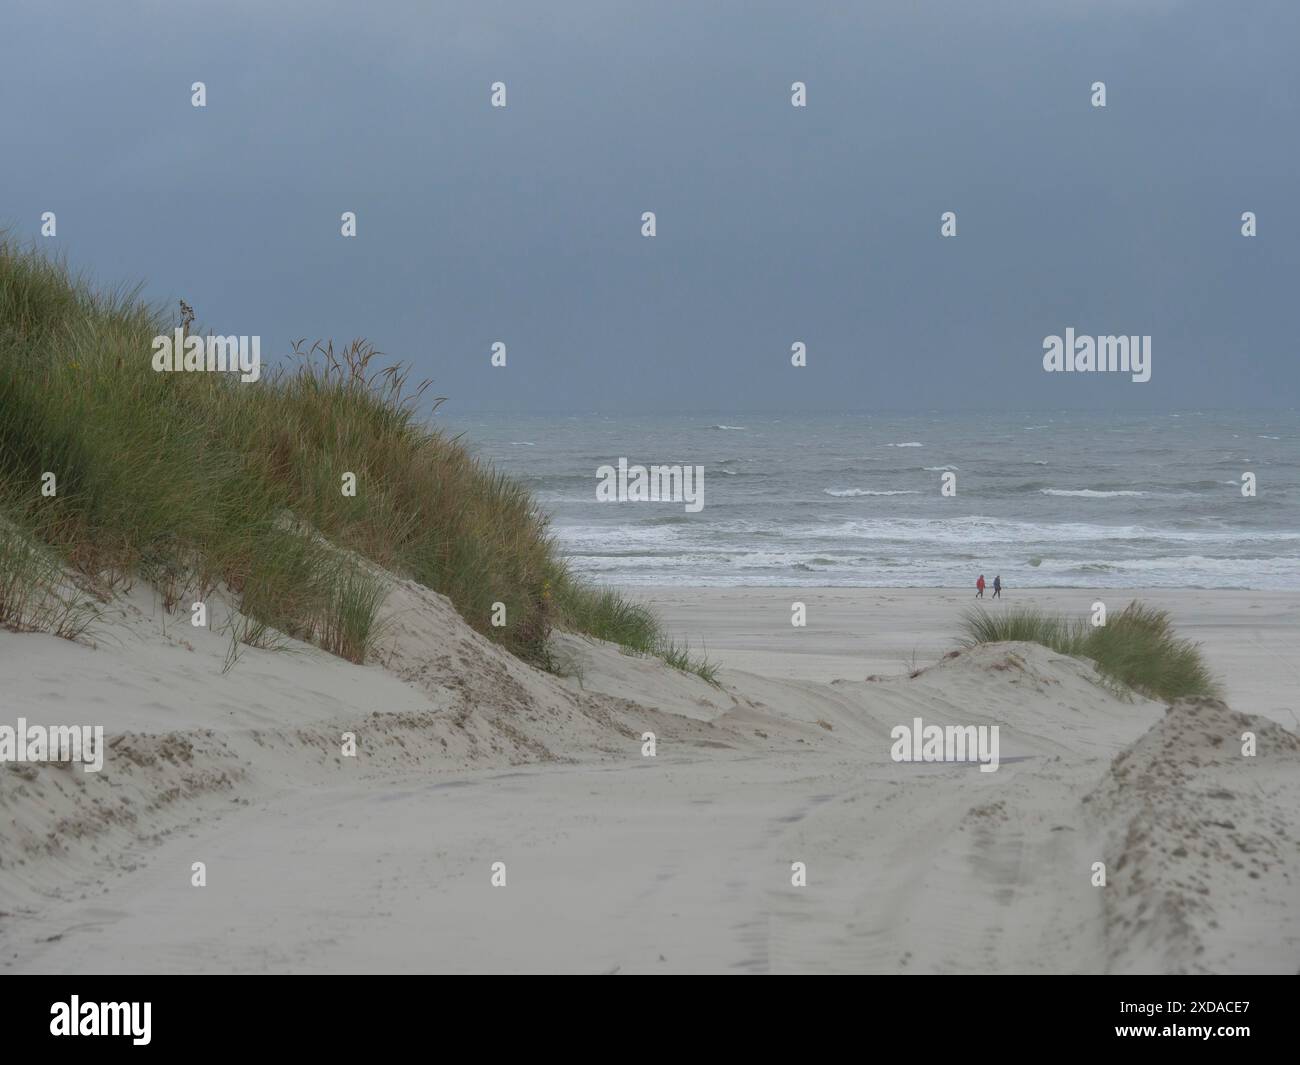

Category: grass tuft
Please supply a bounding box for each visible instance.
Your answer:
[958,601,1220,703]
[551,578,720,683]
[317,560,389,664]
[0,512,101,639]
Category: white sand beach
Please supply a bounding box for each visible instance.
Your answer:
[2,582,1298,974]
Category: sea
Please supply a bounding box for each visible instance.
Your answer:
[441,410,1300,590]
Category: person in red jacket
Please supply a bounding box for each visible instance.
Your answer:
[976,574,986,598]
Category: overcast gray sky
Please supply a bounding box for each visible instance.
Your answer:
[3,0,1297,412]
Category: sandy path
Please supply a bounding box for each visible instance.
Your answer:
[7,744,1116,975]
[10,755,828,974]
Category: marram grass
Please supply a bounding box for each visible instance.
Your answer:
[0,513,101,640]
[0,236,714,679]
[958,601,1220,703]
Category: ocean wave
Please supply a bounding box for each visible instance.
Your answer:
[557,515,1300,554]
[707,424,747,430]
[815,517,1300,547]
[887,442,924,447]
[813,463,886,477]
[640,514,694,525]
[922,465,959,471]
[824,488,920,497]
[1040,489,1145,498]
[569,551,1300,590]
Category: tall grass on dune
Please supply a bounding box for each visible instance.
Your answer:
[551,580,719,684]
[0,513,101,639]
[960,605,1090,653]
[0,236,708,677]
[316,558,391,665]
[551,583,661,654]
[958,601,1220,703]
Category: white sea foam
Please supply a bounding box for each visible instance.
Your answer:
[575,552,1300,590]
[559,515,1300,554]
[824,488,920,497]
[1041,489,1144,498]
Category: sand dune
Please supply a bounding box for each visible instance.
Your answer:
[2,579,1297,973]
[633,586,1300,726]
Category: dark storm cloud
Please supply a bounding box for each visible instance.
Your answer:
[2,0,1296,412]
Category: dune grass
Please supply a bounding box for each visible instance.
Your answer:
[0,514,102,640]
[549,579,719,683]
[0,236,708,676]
[958,601,1220,703]
[316,559,391,665]
[656,637,720,685]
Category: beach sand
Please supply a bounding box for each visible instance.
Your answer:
[2,582,1297,974]
[634,587,1300,728]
